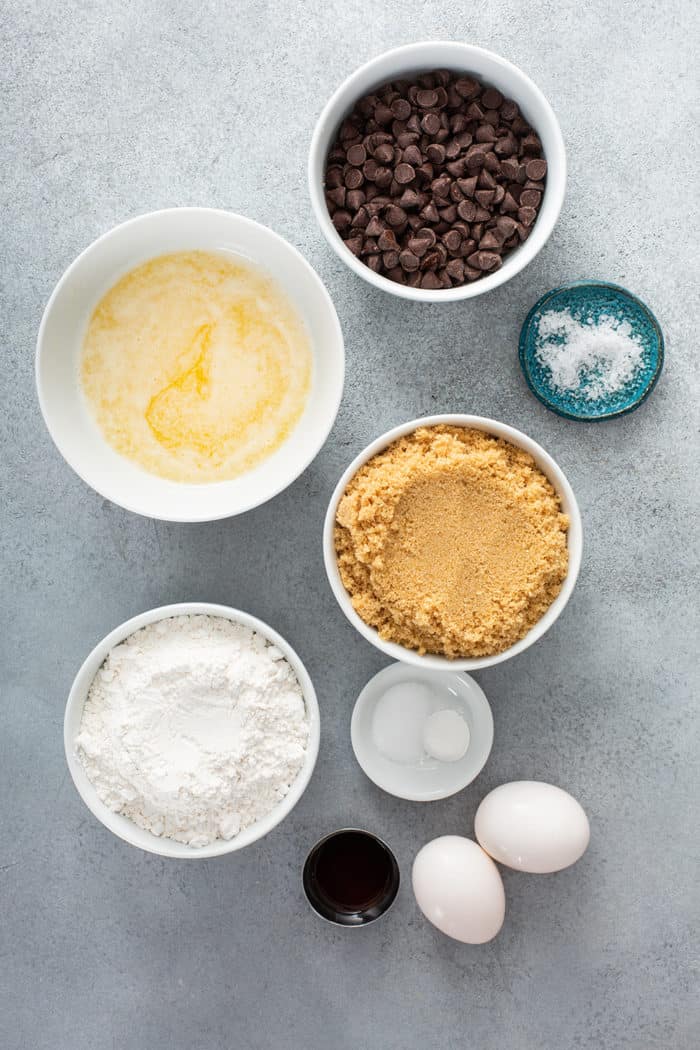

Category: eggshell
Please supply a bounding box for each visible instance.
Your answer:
[412,836,505,943]
[475,780,590,873]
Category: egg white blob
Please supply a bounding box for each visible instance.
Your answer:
[411,836,505,944]
[475,780,590,874]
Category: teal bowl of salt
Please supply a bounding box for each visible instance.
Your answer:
[518,281,664,420]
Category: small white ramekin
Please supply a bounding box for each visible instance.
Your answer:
[323,415,582,670]
[36,208,344,522]
[309,41,566,302]
[64,602,321,859]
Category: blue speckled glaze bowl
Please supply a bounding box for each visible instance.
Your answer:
[519,281,664,420]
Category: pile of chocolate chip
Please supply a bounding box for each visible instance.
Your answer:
[324,69,547,290]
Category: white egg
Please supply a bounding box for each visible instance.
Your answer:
[475,780,590,874]
[412,836,505,943]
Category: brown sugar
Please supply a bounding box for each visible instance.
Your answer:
[334,425,569,658]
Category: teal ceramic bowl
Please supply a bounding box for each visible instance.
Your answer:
[519,281,664,421]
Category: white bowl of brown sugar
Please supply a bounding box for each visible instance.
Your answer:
[323,416,582,670]
[309,41,566,301]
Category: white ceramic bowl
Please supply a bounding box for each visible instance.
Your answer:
[323,414,582,670]
[351,663,493,801]
[309,41,566,302]
[64,602,321,858]
[36,208,345,521]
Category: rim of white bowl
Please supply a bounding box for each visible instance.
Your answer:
[309,41,566,302]
[36,208,345,522]
[323,414,583,670]
[64,602,321,858]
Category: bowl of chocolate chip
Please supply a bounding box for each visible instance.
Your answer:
[309,42,565,300]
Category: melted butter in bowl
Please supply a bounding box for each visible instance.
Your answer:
[80,250,312,483]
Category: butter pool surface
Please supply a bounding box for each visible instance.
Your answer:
[80,251,312,482]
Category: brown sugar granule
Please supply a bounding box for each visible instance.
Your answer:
[334,425,569,658]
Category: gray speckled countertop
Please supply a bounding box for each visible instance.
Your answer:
[2,3,698,1048]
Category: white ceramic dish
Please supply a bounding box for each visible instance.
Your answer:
[309,41,566,302]
[351,662,493,801]
[323,414,583,671]
[64,602,321,859]
[36,208,345,522]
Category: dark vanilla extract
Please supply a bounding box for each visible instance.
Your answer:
[303,829,400,925]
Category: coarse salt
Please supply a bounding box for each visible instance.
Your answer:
[535,309,645,401]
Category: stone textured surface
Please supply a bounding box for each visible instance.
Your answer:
[1,2,698,1048]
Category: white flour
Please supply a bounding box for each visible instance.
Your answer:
[77,614,309,847]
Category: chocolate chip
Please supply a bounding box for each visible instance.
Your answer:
[475,189,495,207]
[385,205,407,227]
[377,229,399,251]
[475,123,497,143]
[445,258,465,281]
[421,270,442,289]
[420,202,440,223]
[457,199,477,222]
[521,134,542,156]
[496,215,518,236]
[482,87,503,109]
[479,230,502,250]
[455,76,480,98]
[416,88,439,107]
[391,98,412,121]
[394,162,416,184]
[458,175,478,197]
[365,215,384,238]
[494,134,518,157]
[416,226,437,246]
[403,144,423,166]
[501,191,519,213]
[467,250,502,271]
[326,186,346,208]
[465,145,486,169]
[375,104,394,125]
[525,158,547,181]
[520,188,541,208]
[326,166,344,188]
[444,229,462,253]
[517,206,537,227]
[399,188,421,209]
[421,112,441,136]
[446,158,466,178]
[374,166,393,189]
[332,210,352,232]
[346,144,366,167]
[426,143,446,165]
[344,168,364,190]
[374,143,395,164]
[399,249,420,271]
[500,158,519,181]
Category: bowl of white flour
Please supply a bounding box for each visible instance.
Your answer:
[64,603,320,858]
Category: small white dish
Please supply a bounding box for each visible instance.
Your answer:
[324,413,583,671]
[309,41,566,302]
[350,662,493,801]
[36,208,345,522]
[64,602,321,858]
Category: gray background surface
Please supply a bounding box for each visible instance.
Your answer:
[2,2,698,1048]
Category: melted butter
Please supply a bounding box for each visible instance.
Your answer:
[81,251,312,482]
